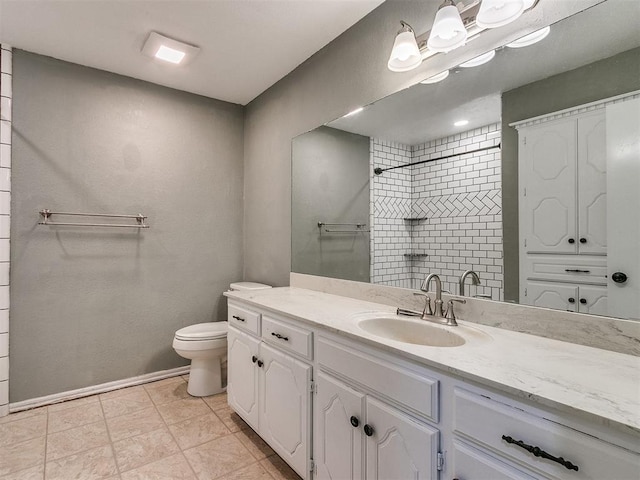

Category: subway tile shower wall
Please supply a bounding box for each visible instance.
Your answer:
[0,45,11,416]
[370,124,503,300]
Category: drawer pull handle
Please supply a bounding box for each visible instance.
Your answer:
[271,332,289,341]
[350,416,359,428]
[565,269,590,273]
[232,315,245,322]
[501,435,579,471]
[364,424,374,437]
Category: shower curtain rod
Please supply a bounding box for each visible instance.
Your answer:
[373,143,501,175]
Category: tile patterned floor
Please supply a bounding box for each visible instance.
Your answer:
[0,376,302,480]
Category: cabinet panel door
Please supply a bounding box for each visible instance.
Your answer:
[578,112,607,254]
[523,280,578,312]
[259,342,311,479]
[452,441,539,480]
[314,372,365,480]
[578,285,608,316]
[365,396,439,480]
[521,120,577,253]
[227,327,260,430]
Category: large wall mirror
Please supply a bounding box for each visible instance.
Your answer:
[292,0,640,320]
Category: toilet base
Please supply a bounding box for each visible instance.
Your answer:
[187,356,225,397]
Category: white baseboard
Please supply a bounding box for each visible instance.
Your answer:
[8,365,190,413]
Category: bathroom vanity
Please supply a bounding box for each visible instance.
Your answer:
[224,287,640,480]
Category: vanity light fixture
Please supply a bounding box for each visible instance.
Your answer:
[506,26,551,48]
[427,0,468,53]
[459,49,496,67]
[420,70,450,84]
[343,107,364,118]
[454,120,469,126]
[387,22,423,72]
[476,0,525,29]
[141,32,200,65]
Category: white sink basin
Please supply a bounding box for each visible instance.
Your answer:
[357,317,467,347]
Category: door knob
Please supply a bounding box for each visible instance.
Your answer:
[568,238,575,244]
[568,298,575,303]
[251,355,258,363]
[579,238,587,244]
[580,298,587,304]
[257,360,264,367]
[350,416,359,428]
[363,424,374,436]
[612,272,628,284]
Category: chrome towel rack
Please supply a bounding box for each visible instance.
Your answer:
[38,209,149,228]
[317,222,369,233]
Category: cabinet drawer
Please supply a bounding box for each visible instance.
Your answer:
[262,315,312,360]
[228,303,261,335]
[317,337,438,422]
[453,388,640,479]
[453,440,538,480]
[524,254,607,284]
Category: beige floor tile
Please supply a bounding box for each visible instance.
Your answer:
[167,413,230,450]
[0,407,47,426]
[105,406,165,442]
[46,420,110,461]
[112,427,179,472]
[45,445,117,480]
[101,389,154,419]
[216,462,272,480]
[0,436,46,477]
[214,406,250,433]
[120,453,196,480]
[145,377,184,389]
[183,435,254,480]
[234,429,274,461]
[0,463,44,480]
[99,385,145,401]
[202,392,227,412]
[260,456,302,480]
[181,375,190,382]
[156,398,210,425]
[47,402,103,433]
[47,395,99,413]
[145,380,190,407]
[0,414,47,447]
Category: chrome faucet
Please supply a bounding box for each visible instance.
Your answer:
[421,273,445,318]
[459,270,480,297]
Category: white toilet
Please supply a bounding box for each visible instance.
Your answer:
[173,282,271,397]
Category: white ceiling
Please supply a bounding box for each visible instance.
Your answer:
[0,0,384,105]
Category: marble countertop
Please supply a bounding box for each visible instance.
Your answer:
[225,287,640,436]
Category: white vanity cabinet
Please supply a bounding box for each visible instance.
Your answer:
[227,302,313,479]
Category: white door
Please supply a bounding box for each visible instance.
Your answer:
[365,396,439,480]
[227,327,260,430]
[606,98,640,320]
[578,285,608,316]
[524,280,578,312]
[259,342,312,479]
[577,112,607,254]
[314,372,365,480]
[520,120,577,254]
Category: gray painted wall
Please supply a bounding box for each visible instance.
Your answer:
[501,47,640,302]
[291,127,370,282]
[10,51,244,402]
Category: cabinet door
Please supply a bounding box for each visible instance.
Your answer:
[520,120,577,254]
[365,396,439,480]
[314,372,365,480]
[227,327,260,430]
[577,112,607,254]
[259,342,311,479]
[577,284,608,316]
[452,440,539,480]
[523,280,578,312]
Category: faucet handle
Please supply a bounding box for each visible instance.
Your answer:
[413,292,433,317]
[444,298,466,326]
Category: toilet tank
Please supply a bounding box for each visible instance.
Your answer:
[229,282,272,291]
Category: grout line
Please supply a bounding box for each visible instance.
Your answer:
[98,390,122,478]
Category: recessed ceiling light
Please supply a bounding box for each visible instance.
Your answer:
[420,70,450,84]
[343,107,364,118]
[141,32,200,66]
[454,120,469,127]
[459,50,496,68]
[506,26,551,48]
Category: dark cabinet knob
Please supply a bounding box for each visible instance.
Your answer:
[579,238,587,244]
[580,298,587,304]
[363,424,374,437]
[257,360,264,367]
[612,272,628,284]
[568,238,575,244]
[251,356,258,363]
[568,298,575,303]
[350,416,359,428]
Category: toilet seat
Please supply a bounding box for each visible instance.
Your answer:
[175,322,228,341]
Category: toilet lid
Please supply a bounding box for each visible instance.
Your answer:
[175,322,228,341]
